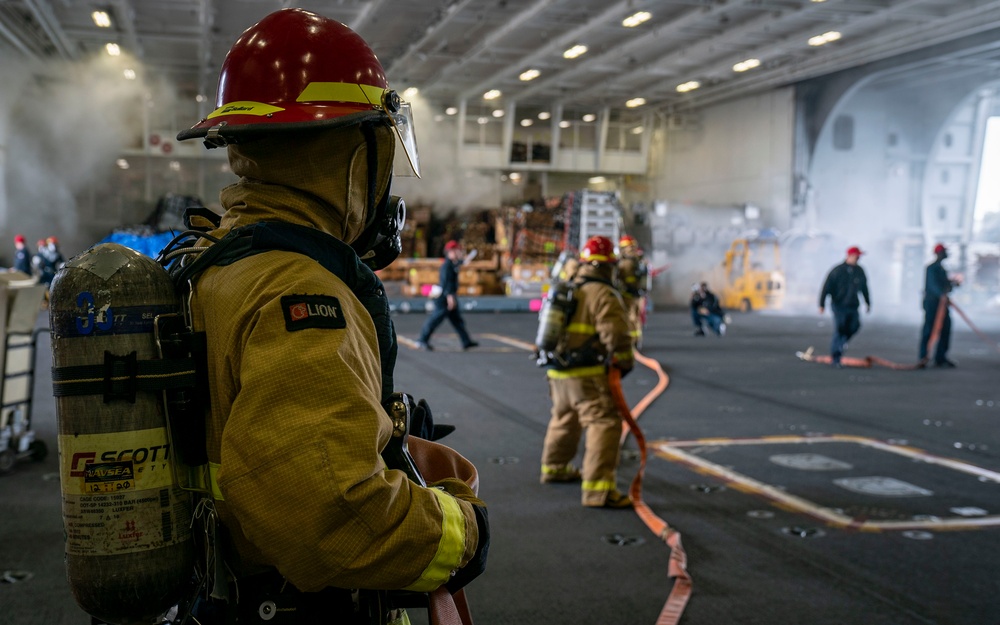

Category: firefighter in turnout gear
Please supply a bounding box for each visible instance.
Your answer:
[540,236,635,508]
[175,9,486,623]
[616,234,648,348]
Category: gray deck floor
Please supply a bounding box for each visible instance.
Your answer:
[3,306,999,625]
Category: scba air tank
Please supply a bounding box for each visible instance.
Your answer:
[49,243,194,625]
[535,281,575,353]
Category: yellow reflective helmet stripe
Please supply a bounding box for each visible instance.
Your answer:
[296,81,387,106]
[204,83,387,120]
[404,486,468,592]
[206,101,287,119]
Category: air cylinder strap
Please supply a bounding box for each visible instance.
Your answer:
[51,352,197,402]
[610,354,692,625]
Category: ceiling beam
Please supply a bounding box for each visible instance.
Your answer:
[416,0,557,92]
[23,0,75,59]
[385,0,479,78]
[454,0,638,101]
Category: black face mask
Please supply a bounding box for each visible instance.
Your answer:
[350,121,406,271]
[353,190,405,271]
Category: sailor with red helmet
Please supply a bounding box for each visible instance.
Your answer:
[819,246,870,367]
[175,9,486,622]
[539,235,635,508]
[919,243,961,367]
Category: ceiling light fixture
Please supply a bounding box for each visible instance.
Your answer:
[582,113,596,122]
[403,87,419,99]
[538,111,551,120]
[492,109,504,118]
[563,44,588,59]
[622,11,651,28]
[631,126,644,135]
[445,106,458,115]
[519,69,540,81]
[520,119,534,127]
[559,120,571,128]
[809,31,841,46]
[92,11,111,28]
[477,117,489,125]
[676,81,700,93]
[733,58,761,72]
[626,97,646,108]
[483,89,502,100]
[589,176,606,184]
[105,42,121,56]
[123,68,136,80]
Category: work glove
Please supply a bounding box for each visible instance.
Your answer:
[431,478,489,593]
[409,397,456,441]
[613,359,634,379]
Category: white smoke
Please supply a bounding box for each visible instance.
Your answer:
[1,52,156,258]
[391,95,501,212]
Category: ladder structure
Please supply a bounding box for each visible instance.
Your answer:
[562,190,623,253]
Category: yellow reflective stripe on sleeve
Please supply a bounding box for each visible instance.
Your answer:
[565,323,596,334]
[614,351,634,361]
[546,365,606,379]
[297,82,386,105]
[206,101,286,119]
[388,611,411,625]
[404,487,467,592]
[208,462,226,501]
[582,479,616,492]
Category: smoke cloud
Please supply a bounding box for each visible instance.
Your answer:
[391,96,501,213]
[1,52,159,258]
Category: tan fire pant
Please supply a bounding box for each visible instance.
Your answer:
[542,374,622,506]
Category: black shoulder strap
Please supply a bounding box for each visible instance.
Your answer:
[172,222,397,402]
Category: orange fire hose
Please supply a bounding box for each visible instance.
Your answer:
[610,353,691,625]
[799,295,968,370]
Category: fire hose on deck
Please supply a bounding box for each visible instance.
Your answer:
[609,352,691,625]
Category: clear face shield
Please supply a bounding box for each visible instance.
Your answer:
[372,89,421,178]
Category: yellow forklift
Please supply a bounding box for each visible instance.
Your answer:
[719,231,785,312]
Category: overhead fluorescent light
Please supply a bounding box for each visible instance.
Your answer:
[676,81,700,93]
[582,113,596,122]
[445,106,458,115]
[483,89,502,100]
[519,69,541,82]
[92,11,111,28]
[105,42,121,56]
[809,31,841,46]
[559,120,571,128]
[538,111,551,120]
[563,44,588,59]
[492,109,504,118]
[520,119,534,127]
[733,58,761,72]
[477,117,489,125]
[622,11,651,28]
[589,176,606,184]
[626,97,646,108]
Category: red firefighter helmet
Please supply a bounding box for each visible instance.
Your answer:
[619,234,637,249]
[580,236,617,263]
[177,8,420,175]
[933,243,947,256]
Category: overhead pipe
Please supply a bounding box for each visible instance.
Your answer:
[22,0,75,59]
